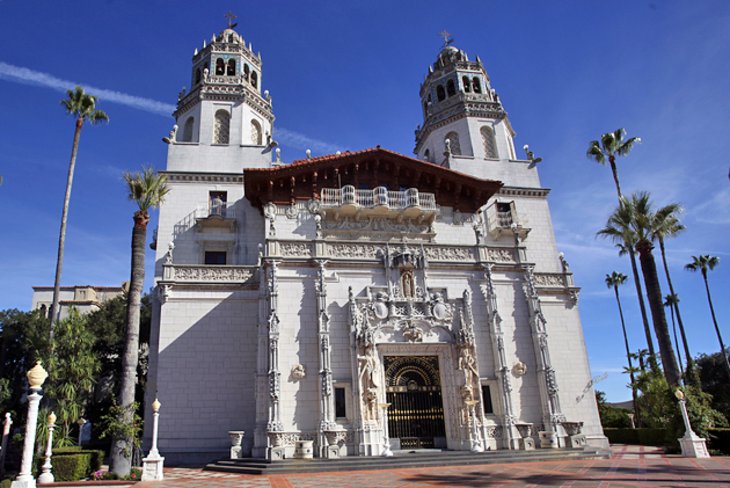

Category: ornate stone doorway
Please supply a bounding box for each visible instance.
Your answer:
[384,356,446,449]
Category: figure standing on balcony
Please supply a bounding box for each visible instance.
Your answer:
[211,194,224,217]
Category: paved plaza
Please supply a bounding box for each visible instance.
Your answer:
[133,446,730,487]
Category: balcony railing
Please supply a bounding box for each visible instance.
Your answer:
[197,202,236,220]
[320,186,437,211]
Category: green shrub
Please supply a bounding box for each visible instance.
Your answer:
[1,479,12,488]
[708,428,730,454]
[52,453,91,481]
[603,428,669,446]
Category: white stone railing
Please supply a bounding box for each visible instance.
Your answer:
[320,186,437,211]
[195,202,236,220]
[162,264,257,284]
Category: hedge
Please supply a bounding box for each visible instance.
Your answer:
[34,448,104,481]
[603,428,670,446]
[708,428,730,454]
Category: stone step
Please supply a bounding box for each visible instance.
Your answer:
[205,448,609,475]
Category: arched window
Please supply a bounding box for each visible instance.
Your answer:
[251,71,258,88]
[243,64,250,81]
[226,59,236,76]
[445,131,461,156]
[213,110,230,144]
[447,79,456,97]
[481,126,498,159]
[215,58,225,76]
[462,76,471,93]
[436,85,446,101]
[251,119,263,145]
[182,117,195,142]
[472,77,482,93]
[195,69,202,85]
[424,149,430,161]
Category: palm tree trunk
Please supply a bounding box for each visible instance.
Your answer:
[609,157,623,199]
[614,286,640,426]
[702,270,730,382]
[658,238,696,384]
[636,242,681,386]
[111,210,148,476]
[49,117,83,338]
[627,246,658,371]
[669,305,683,376]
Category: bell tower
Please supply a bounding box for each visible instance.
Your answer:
[166,22,275,173]
[415,37,537,187]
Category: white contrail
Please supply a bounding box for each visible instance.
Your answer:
[0,61,343,154]
[0,61,175,116]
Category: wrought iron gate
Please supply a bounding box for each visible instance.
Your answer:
[384,356,446,449]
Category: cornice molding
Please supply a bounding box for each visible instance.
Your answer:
[163,171,244,184]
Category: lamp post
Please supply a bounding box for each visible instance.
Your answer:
[379,402,393,457]
[38,412,57,483]
[464,399,484,452]
[12,361,48,488]
[674,389,710,458]
[0,413,12,479]
[142,398,165,481]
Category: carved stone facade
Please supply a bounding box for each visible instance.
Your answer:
[145,26,606,465]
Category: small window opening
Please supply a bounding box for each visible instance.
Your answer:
[251,119,263,145]
[447,79,456,97]
[335,387,347,418]
[226,59,236,76]
[213,110,231,144]
[481,126,498,159]
[424,149,430,161]
[436,85,446,101]
[472,77,482,93]
[462,76,471,93]
[182,117,195,142]
[243,64,250,81]
[445,131,461,155]
[251,71,258,88]
[215,58,225,76]
[481,385,494,414]
[204,251,227,265]
[195,68,202,85]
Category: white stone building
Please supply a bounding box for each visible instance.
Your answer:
[145,28,607,464]
[32,285,124,320]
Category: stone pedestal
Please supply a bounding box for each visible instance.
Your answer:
[295,440,314,459]
[324,445,340,458]
[141,455,165,481]
[567,434,586,448]
[228,431,245,459]
[268,447,286,460]
[514,423,535,451]
[539,431,558,449]
[679,433,710,458]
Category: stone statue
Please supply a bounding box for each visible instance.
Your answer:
[358,343,379,391]
[401,270,415,299]
[458,346,478,388]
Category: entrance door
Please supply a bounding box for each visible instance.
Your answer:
[384,356,446,449]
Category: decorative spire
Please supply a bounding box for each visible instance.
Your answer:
[225,11,238,29]
[439,30,454,48]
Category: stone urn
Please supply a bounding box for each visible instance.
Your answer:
[27,362,48,389]
[268,431,285,448]
[324,430,339,446]
[228,431,245,459]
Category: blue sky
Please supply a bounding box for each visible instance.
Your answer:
[0,1,728,402]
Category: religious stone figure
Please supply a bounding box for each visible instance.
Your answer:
[401,269,415,298]
[358,343,379,391]
[458,346,478,388]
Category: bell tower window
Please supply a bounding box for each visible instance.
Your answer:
[445,131,461,156]
[243,64,250,81]
[423,149,430,161]
[251,71,258,88]
[447,80,456,97]
[182,117,195,142]
[226,59,236,76]
[472,77,482,93]
[215,58,225,76]
[213,110,231,144]
[481,126,498,159]
[462,76,471,93]
[195,68,202,85]
[251,119,263,145]
[436,85,445,102]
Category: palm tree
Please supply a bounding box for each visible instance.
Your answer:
[664,294,683,377]
[652,204,697,384]
[605,271,640,424]
[625,193,681,387]
[632,348,649,374]
[49,87,109,337]
[587,128,655,368]
[686,255,730,382]
[111,168,169,475]
[599,211,658,371]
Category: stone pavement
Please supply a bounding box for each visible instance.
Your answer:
[135,446,730,487]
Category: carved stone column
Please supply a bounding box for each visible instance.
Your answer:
[481,264,520,450]
[265,260,284,459]
[522,264,565,447]
[456,289,485,452]
[316,260,336,456]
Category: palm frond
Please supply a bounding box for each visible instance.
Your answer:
[124,167,170,212]
[586,141,605,164]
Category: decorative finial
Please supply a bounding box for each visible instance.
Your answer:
[275,147,281,162]
[306,149,312,159]
[225,11,238,29]
[439,30,454,48]
[152,398,162,413]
